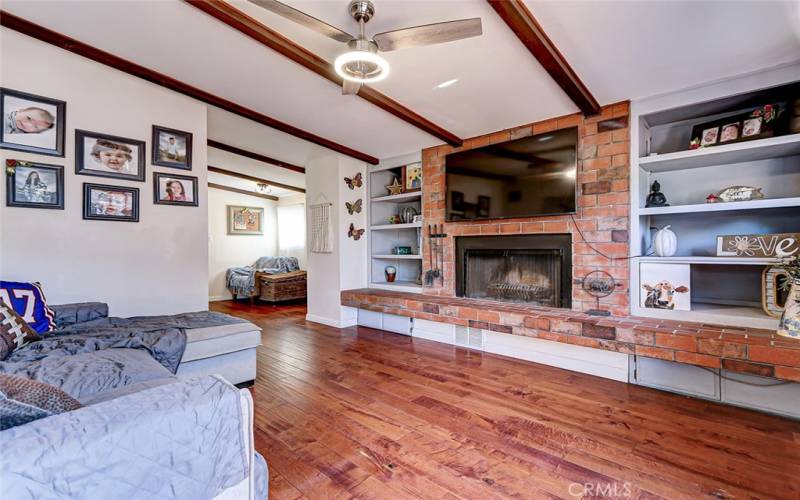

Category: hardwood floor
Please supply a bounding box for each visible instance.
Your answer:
[210,301,800,499]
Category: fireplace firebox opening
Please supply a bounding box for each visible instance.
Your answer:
[455,234,572,308]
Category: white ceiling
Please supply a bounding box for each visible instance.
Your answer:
[4,0,799,165]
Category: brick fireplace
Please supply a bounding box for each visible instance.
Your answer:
[422,102,631,316]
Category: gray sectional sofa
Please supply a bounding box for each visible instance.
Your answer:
[0,302,267,499]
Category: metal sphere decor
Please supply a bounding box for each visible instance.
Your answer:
[582,270,616,316]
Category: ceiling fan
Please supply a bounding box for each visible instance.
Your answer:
[248,0,483,94]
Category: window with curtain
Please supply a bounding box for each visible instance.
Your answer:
[277,202,306,267]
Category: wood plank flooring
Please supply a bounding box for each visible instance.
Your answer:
[210,301,800,499]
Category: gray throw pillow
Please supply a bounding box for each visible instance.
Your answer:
[0,301,41,360]
[0,374,82,430]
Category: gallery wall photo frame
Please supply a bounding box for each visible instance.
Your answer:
[82,182,140,222]
[153,172,199,207]
[5,160,64,210]
[227,205,264,235]
[151,125,192,170]
[75,129,146,182]
[0,88,66,157]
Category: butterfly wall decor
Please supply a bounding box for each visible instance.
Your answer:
[344,172,363,190]
[346,198,362,215]
[348,223,365,241]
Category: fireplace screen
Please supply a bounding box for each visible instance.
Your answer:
[463,249,562,306]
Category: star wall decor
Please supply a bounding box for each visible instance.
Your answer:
[386,177,403,196]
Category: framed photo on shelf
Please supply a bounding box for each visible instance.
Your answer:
[75,129,145,182]
[0,88,66,157]
[153,172,198,206]
[151,125,192,170]
[688,103,786,150]
[5,160,64,210]
[227,205,263,235]
[83,183,139,222]
[402,162,422,192]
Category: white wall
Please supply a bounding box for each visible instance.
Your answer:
[0,29,209,316]
[207,188,278,301]
[305,155,367,327]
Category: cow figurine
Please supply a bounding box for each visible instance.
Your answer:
[642,281,689,309]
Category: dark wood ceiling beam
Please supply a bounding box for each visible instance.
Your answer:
[487,0,600,116]
[0,10,379,164]
[208,139,305,174]
[209,182,279,201]
[185,0,464,147]
[208,165,305,193]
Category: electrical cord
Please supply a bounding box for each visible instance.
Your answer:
[568,214,653,262]
[697,366,790,387]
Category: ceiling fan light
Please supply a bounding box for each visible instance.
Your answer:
[334,50,390,83]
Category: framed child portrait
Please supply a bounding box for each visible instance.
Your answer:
[0,88,66,157]
[83,183,139,222]
[152,125,192,170]
[76,130,145,182]
[153,172,198,206]
[5,160,64,210]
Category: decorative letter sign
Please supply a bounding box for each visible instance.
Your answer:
[717,233,800,258]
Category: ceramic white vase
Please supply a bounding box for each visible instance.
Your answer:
[778,280,800,339]
[653,225,678,257]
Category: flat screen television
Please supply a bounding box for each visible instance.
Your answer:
[445,127,578,221]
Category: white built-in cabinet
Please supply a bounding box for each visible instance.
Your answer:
[367,152,423,293]
[630,70,800,329]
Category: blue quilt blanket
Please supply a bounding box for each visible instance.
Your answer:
[227,256,300,298]
[0,311,247,399]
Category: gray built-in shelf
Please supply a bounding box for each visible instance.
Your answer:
[368,151,423,293]
[630,77,800,329]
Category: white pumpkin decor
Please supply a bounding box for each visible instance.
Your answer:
[653,225,678,257]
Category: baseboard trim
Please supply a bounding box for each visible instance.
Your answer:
[306,313,357,329]
[209,295,232,302]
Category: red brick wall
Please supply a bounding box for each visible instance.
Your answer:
[421,102,631,316]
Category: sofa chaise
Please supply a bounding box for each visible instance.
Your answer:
[0,302,267,499]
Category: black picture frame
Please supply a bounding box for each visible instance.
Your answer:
[0,88,66,157]
[75,129,146,182]
[151,125,192,170]
[82,182,139,222]
[5,160,64,210]
[153,172,199,207]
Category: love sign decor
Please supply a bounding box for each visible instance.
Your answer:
[717,233,800,258]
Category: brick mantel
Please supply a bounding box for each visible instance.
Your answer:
[421,102,631,316]
[342,288,800,383]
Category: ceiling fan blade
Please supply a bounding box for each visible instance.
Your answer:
[247,0,354,43]
[342,79,362,95]
[372,18,482,52]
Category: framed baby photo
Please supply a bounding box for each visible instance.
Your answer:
[83,183,139,222]
[5,160,64,210]
[75,129,145,182]
[153,172,198,207]
[402,162,422,192]
[227,205,263,235]
[152,125,192,170]
[0,88,66,157]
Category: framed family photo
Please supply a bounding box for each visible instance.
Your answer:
[1,88,66,157]
[75,129,145,182]
[152,125,192,170]
[83,183,139,222]
[153,172,198,206]
[6,160,64,210]
[227,205,263,235]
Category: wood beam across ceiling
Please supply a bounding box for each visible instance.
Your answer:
[487,0,600,116]
[208,165,305,193]
[185,0,464,147]
[0,10,379,164]
[209,182,279,201]
[208,139,305,174]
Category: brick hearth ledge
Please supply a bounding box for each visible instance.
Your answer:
[341,289,800,383]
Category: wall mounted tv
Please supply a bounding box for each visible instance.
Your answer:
[445,127,578,221]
